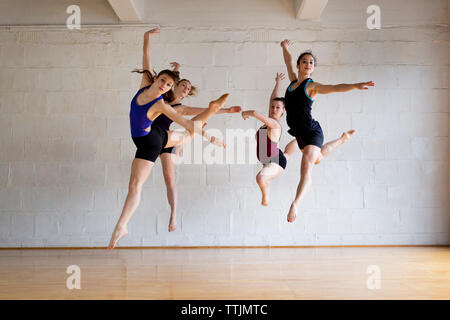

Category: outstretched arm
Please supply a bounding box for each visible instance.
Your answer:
[151,102,226,148]
[241,110,281,130]
[175,105,242,116]
[201,128,226,148]
[280,39,297,82]
[151,101,195,133]
[140,27,160,89]
[309,81,375,97]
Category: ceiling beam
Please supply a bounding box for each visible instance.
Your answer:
[107,0,142,22]
[294,0,328,21]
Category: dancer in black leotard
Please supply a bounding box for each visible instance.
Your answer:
[280,39,374,223]
[154,62,242,232]
[108,28,230,249]
[241,72,298,206]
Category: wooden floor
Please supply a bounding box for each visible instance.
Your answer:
[0,247,449,299]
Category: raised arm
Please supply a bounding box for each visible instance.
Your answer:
[280,39,297,82]
[269,72,285,103]
[309,81,375,98]
[174,105,242,116]
[241,110,281,130]
[139,28,160,89]
[170,61,180,73]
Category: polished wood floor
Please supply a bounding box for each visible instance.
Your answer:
[0,247,449,299]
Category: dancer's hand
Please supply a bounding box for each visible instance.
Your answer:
[228,106,242,113]
[275,72,285,83]
[210,136,226,148]
[144,28,160,37]
[241,110,253,120]
[170,62,180,71]
[355,81,375,90]
[280,39,291,49]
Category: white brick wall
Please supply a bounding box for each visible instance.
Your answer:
[0,0,448,247]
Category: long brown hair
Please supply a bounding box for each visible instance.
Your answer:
[132,69,180,101]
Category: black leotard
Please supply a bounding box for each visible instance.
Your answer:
[153,103,182,155]
[284,78,324,149]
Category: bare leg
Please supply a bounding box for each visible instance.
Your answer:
[283,139,298,160]
[299,130,356,165]
[164,93,229,148]
[108,158,154,249]
[321,129,355,157]
[190,93,229,123]
[256,163,283,206]
[287,145,321,223]
[160,153,178,232]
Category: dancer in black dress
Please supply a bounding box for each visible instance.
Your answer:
[280,39,374,223]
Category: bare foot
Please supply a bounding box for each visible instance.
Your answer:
[261,195,269,206]
[341,129,356,143]
[261,182,269,206]
[209,93,229,113]
[287,203,298,223]
[168,216,177,232]
[107,225,128,249]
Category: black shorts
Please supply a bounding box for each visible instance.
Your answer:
[294,128,324,150]
[259,150,287,170]
[159,146,174,155]
[132,124,168,162]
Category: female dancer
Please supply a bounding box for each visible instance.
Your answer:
[241,72,297,206]
[108,28,229,248]
[280,39,374,223]
[154,62,242,232]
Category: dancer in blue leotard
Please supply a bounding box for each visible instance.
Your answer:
[108,28,230,248]
[280,39,375,223]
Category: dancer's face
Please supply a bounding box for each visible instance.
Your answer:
[174,80,192,99]
[269,100,285,118]
[155,74,174,95]
[297,54,315,75]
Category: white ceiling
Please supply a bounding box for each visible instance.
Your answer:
[0,0,329,26]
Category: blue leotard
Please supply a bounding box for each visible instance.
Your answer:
[129,86,163,138]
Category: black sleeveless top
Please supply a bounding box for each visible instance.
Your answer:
[152,103,182,131]
[284,78,321,137]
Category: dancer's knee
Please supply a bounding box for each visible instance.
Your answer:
[164,176,177,191]
[256,173,265,186]
[128,184,142,196]
[300,160,314,176]
[128,177,143,194]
